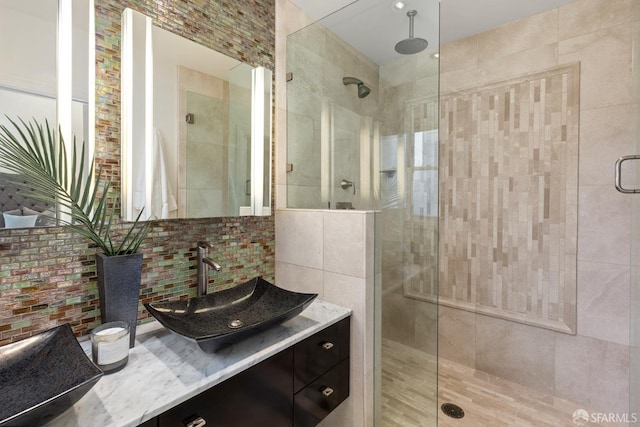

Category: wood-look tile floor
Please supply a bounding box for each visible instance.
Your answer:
[380,339,617,427]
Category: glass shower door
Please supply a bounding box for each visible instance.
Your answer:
[325,103,377,211]
[630,3,640,416]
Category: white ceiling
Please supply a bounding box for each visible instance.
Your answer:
[289,0,578,65]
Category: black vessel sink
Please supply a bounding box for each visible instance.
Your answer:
[0,324,103,426]
[145,277,317,352]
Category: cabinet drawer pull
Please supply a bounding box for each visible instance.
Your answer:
[321,341,334,350]
[321,386,334,397]
[184,414,207,427]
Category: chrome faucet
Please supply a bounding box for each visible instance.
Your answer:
[197,241,221,297]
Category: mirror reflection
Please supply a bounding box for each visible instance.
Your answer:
[0,0,93,229]
[121,8,272,221]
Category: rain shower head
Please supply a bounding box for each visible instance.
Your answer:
[343,76,371,98]
[395,10,428,55]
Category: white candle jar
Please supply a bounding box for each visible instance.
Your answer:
[91,321,130,373]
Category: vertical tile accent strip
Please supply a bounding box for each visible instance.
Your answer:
[412,64,579,334]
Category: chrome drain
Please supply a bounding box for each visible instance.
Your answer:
[441,403,465,419]
[228,319,243,329]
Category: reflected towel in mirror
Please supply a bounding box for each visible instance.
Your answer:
[133,128,177,220]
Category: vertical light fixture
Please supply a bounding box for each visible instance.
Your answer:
[372,121,381,205]
[120,8,134,221]
[57,0,73,222]
[360,117,372,207]
[320,99,331,208]
[251,67,267,215]
[262,68,273,213]
[87,0,96,173]
[143,16,154,219]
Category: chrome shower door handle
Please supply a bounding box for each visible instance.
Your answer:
[615,155,640,194]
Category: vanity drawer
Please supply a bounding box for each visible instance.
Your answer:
[294,358,350,427]
[294,317,350,392]
[158,348,293,427]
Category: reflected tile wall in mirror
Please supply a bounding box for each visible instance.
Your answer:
[0,0,275,345]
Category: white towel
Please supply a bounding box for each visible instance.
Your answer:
[134,129,177,220]
[149,128,177,219]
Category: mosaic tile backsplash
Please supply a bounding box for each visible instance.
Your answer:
[0,0,275,345]
[437,64,579,334]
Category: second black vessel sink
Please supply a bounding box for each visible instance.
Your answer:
[144,277,317,352]
[0,324,103,426]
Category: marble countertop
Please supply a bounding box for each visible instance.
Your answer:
[47,300,351,427]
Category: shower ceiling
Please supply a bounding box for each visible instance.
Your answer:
[289,0,579,65]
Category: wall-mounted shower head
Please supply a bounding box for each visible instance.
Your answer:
[395,10,428,55]
[343,76,371,99]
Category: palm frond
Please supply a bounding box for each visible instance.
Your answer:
[0,117,149,256]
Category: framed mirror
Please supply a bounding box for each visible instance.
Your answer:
[121,8,272,221]
[0,0,95,229]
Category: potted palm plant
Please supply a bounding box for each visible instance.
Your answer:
[0,118,150,347]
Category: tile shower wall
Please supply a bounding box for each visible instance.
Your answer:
[0,0,275,345]
[438,63,580,334]
[437,0,635,412]
[274,209,375,427]
[284,21,379,210]
[275,2,378,426]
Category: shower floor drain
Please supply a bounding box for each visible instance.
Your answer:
[441,403,465,419]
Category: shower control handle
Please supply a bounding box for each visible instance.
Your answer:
[341,179,355,195]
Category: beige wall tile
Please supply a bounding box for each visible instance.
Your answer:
[381,292,417,348]
[555,334,630,413]
[379,54,419,87]
[577,261,630,346]
[275,209,323,268]
[440,36,478,74]
[286,111,320,186]
[275,183,288,209]
[323,211,368,278]
[559,24,633,110]
[414,75,439,99]
[364,212,375,280]
[577,185,631,265]
[381,265,403,296]
[414,301,438,355]
[477,43,558,85]
[275,261,324,298]
[558,0,635,40]
[579,104,635,186]
[440,67,480,95]
[286,184,323,209]
[476,9,558,61]
[475,314,556,394]
[437,306,476,368]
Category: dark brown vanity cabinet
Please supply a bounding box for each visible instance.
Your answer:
[153,317,350,427]
[293,317,350,427]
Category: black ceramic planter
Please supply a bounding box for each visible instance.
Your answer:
[95,252,143,347]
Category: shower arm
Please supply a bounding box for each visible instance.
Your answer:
[408,10,415,38]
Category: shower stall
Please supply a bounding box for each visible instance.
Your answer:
[285,0,441,423]
[284,0,640,425]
